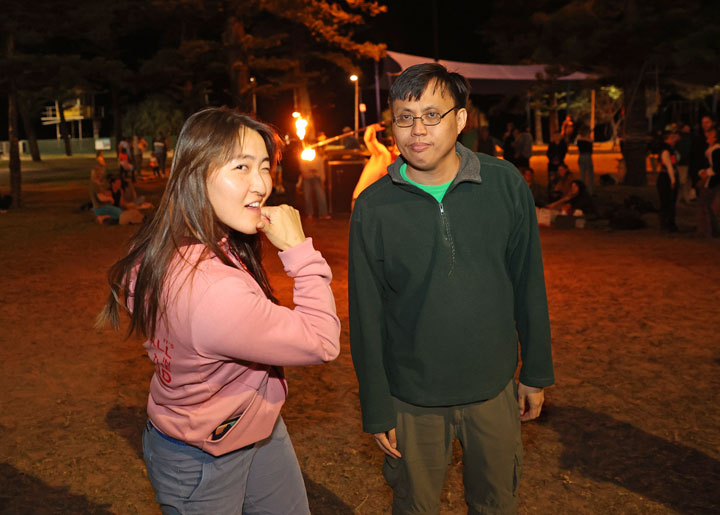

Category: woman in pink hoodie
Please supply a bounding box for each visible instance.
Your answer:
[99,107,340,514]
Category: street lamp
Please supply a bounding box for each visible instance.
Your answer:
[350,74,359,136]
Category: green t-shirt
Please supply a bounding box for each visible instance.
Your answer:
[399,163,453,203]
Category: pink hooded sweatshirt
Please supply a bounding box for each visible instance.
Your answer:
[142,237,340,456]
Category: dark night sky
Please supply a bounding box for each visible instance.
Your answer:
[2,1,503,141]
[305,0,495,136]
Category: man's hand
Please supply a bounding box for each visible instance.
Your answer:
[373,428,402,458]
[518,382,545,422]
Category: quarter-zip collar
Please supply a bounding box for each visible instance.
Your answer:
[387,142,483,191]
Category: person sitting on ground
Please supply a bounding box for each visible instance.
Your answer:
[549,162,573,202]
[89,165,123,224]
[520,166,545,207]
[546,179,596,217]
[546,131,567,183]
[108,175,153,211]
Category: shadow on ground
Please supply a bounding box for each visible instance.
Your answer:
[305,477,354,514]
[106,405,146,460]
[544,405,720,514]
[0,463,113,514]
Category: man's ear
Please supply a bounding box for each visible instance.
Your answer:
[455,108,467,134]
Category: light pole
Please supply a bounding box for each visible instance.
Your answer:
[350,74,359,136]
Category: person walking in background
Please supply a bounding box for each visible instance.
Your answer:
[696,127,720,238]
[576,126,595,195]
[152,133,168,178]
[98,108,340,514]
[349,63,554,514]
[657,130,680,232]
[300,145,330,219]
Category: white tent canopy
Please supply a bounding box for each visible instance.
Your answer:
[383,50,594,95]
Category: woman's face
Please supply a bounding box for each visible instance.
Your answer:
[571,182,579,196]
[207,128,272,235]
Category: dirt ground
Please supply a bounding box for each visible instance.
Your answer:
[1,156,719,514]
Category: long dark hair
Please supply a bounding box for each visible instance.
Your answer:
[98,107,281,339]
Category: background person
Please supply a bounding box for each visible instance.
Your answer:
[546,131,568,183]
[299,145,330,219]
[657,130,680,232]
[576,126,595,195]
[696,128,720,237]
[513,126,533,168]
[153,133,169,177]
[349,63,553,514]
[545,179,596,217]
[352,123,395,209]
[502,122,516,165]
[476,125,497,156]
[89,165,122,224]
[98,108,341,514]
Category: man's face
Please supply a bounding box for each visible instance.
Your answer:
[701,116,713,132]
[391,80,466,176]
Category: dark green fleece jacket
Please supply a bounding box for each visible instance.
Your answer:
[349,143,554,434]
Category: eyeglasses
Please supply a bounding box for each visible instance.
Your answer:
[393,106,459,128]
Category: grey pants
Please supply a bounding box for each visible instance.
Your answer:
[142,417,309,515]
[383,380,523,514]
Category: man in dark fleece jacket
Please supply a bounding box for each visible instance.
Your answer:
[349,63,554,514]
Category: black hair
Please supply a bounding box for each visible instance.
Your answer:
[571,179,586,197]
[389,63,470,109]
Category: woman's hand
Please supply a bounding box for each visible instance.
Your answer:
[257,204,306,251]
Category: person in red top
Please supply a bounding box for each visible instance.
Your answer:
[99,107,340,514]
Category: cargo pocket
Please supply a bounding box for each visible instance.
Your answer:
[382,455,407,499]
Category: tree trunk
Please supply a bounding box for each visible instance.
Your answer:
[58,101,73,156]
[622,74,648,186]
[18,94,41,161]
[112,86,122,150]
[7,33,22,208]
[548,93,559,136]
[534,109,544,145]
[225,17,251,111]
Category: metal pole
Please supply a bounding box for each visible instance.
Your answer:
[590,89,596,140]
[354,80,359,136]
[374,60,382,123]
